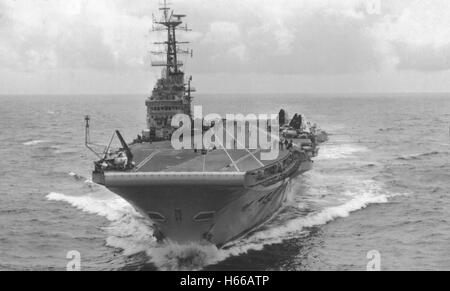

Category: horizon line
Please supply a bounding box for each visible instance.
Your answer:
[1,91,450,97]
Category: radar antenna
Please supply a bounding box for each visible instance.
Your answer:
[151,0,193,78]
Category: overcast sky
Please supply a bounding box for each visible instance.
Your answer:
[1,0,450,94]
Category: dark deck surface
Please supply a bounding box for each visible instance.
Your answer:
[129,141,295,173]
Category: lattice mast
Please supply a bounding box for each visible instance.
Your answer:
[151,0,192,79]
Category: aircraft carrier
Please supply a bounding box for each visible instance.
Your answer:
[88,1,325,247]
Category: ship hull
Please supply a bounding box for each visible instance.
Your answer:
[106,160,312,247]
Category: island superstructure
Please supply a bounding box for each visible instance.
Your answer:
[145,1,193,140]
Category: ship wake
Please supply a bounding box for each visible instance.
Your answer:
[45,142,407,271]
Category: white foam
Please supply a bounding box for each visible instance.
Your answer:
[145,243,228,271]
[316,144,369,160]
[222,180,392,258]
[293,193,387,227]
[84,179,94,184]
[46,175,396,270]
[46,192,155,257]
[68,172,83,179]
[23,140,47,146]
[104,215,156,256]
[46,192,139,222]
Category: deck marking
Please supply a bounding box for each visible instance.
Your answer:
[135,150,161,172]
[223,127,265,167]
[233,150,261,165]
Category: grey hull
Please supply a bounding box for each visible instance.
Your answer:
[109,183,283,246]
[106,160,312,246]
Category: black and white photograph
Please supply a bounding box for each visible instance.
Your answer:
[0,0,449,275]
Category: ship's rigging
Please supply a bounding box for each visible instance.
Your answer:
[151,0,193,79]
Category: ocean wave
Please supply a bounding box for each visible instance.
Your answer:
[222,181,390,254]
[67,172,101,191]
[45,191,158,255]
[46,176,394,271]
[416,151,444,158]
[104,214,156,257]
[144,243,229,271]
[57,150,79,155]
[378,127,405,132]
[23,140,48,146]
[0,208,31,215]
[68,172,85,181]
[45,191,221,270]
[46,192,140,222]
[316,144,369,160]
[396,151,446,161]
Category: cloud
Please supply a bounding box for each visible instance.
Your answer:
[373,0,450,72]
[3,0,450,75]
[0,0,384,75]
[393,42,450,71]
[184,0,450,74]
[200,21,248,61]
[2,0,450,94]
[187,0,384,75]
[0,0,155,72]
